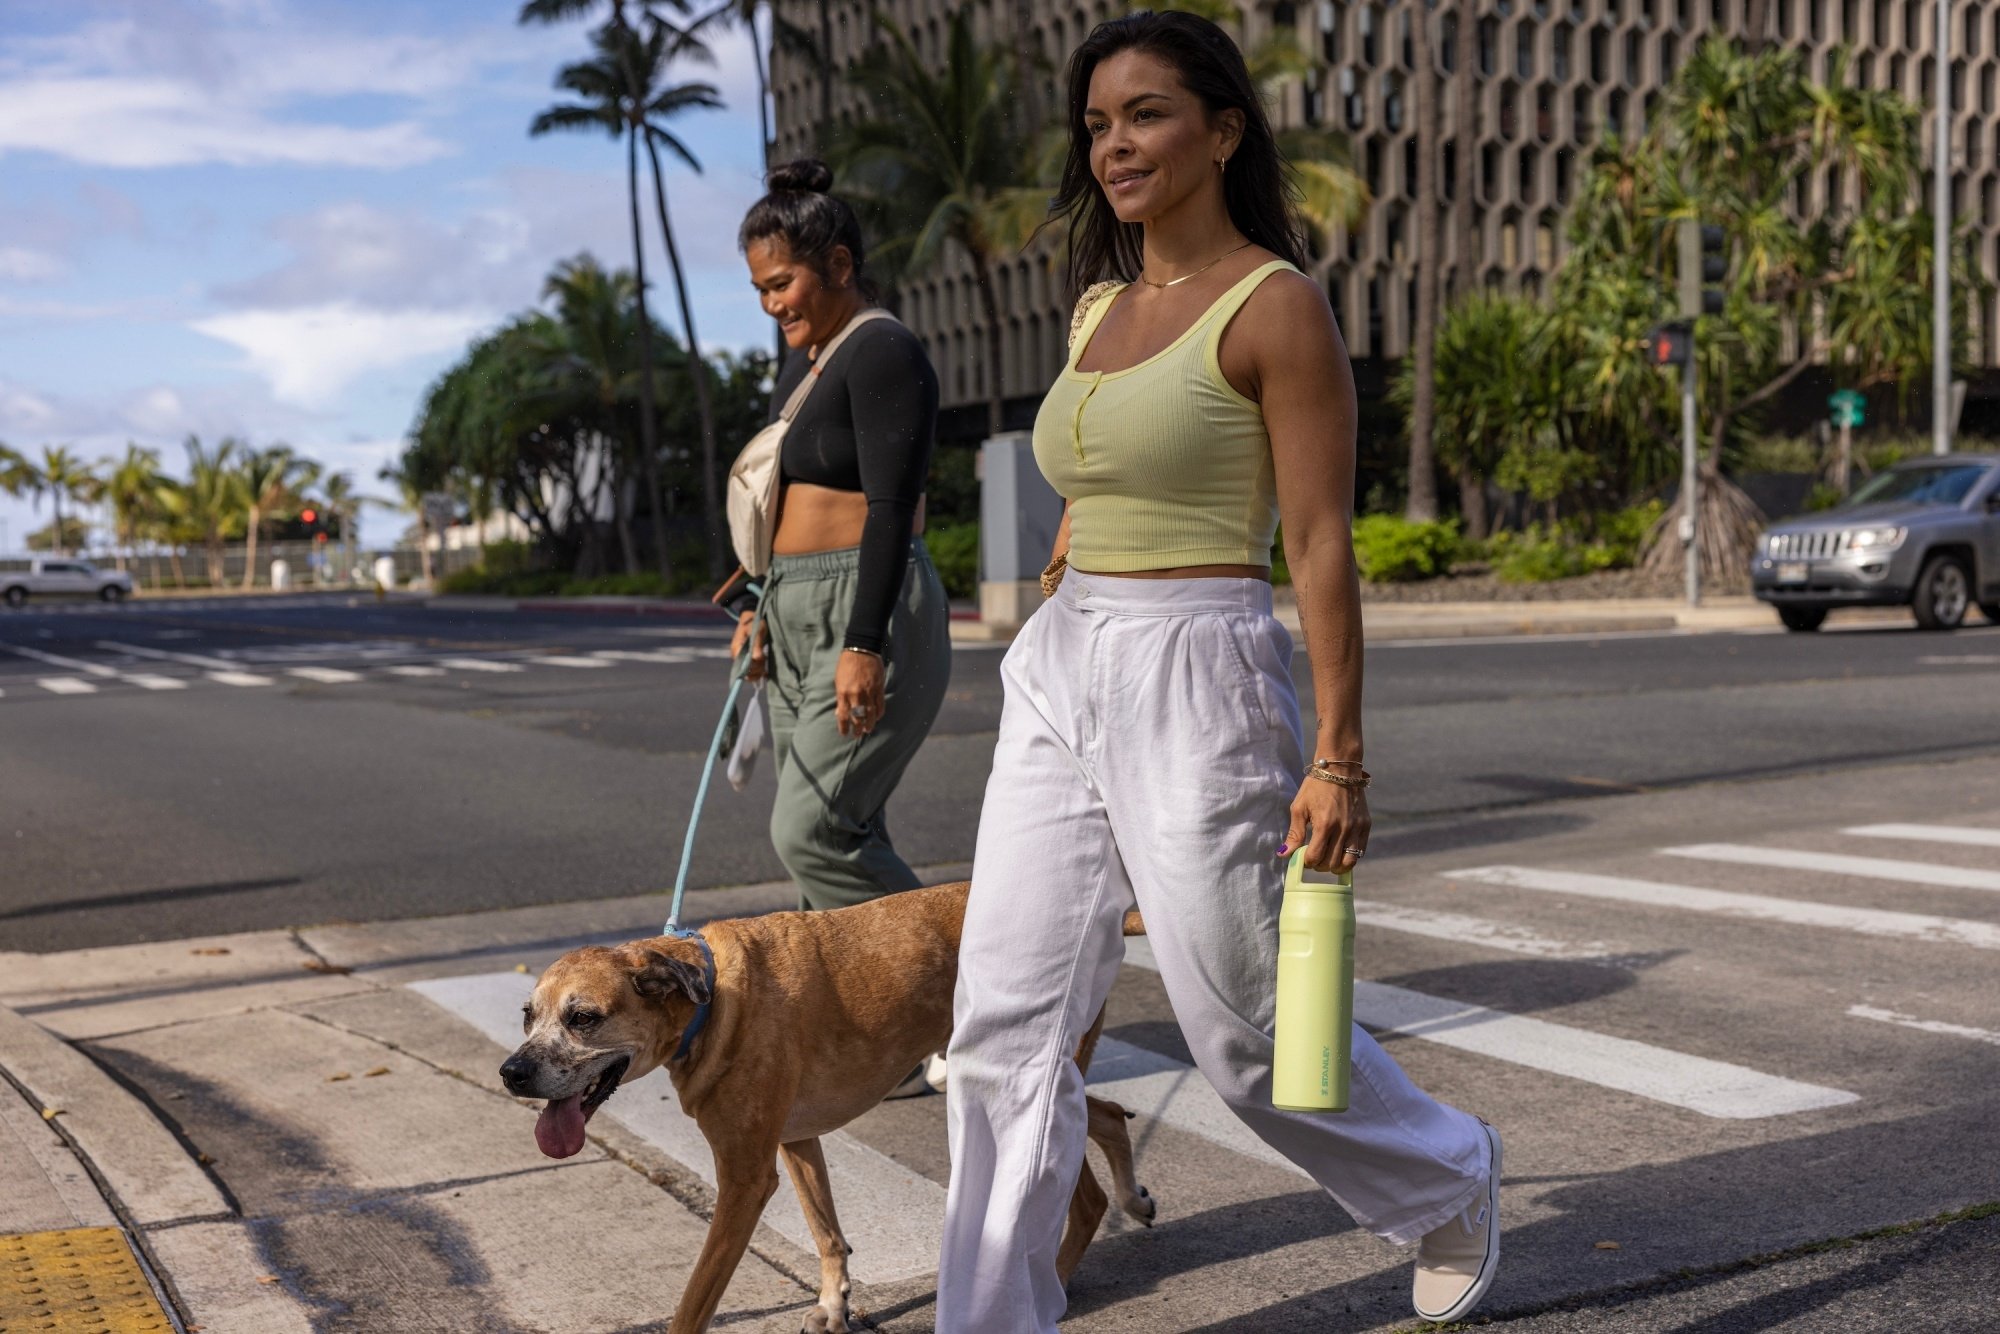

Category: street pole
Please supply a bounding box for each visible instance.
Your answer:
[1682,351,1699,607]
[1934,0,1952,456]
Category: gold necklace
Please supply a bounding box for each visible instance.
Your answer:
[1137,239,1254,290]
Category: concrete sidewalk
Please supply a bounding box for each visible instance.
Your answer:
[0,876,838,1334]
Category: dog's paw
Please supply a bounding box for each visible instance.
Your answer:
[800,1304,850,1334]
[1121,1183,1157,1226]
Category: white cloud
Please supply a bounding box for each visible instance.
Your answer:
[190,303,493,407]
[0,76,451,169]
[0,246,67,282]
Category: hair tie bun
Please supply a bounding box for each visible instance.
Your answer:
[767,158,834,194]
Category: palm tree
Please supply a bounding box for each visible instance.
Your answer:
[105,444,174,574]
[316,471,368,585]
[1405,0,1441,523]
[631,23,731,579]
[11,445,102,556]
[532,18,722,580]
[836,10,1048,438]
[378,460,439,588]
[238,445,314,588]
[178,436,245,586]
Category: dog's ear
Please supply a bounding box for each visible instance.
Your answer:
[630,946,711,1006]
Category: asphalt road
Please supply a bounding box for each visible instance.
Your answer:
[5,592,1998,1331]
[2,591,1998,952]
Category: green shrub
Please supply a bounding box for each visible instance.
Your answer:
[1352,515,1460,582]
[925,521,979,600]
[1804,482,1845,512]
[1593,500,1665,567]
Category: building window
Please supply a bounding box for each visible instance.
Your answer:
[1555,146,1572,203]
[1500,213,1520,267]
[1479,16,1498,75]
[1590,24,1609,82]
[1573,85,1592,138]
[1361,4,1379,64]
[1516,24,1534,78]
[1553,23,1572,80]
[1517,145,1536,198]
[1624,28,1641,84]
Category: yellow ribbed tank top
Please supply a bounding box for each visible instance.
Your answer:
[1032,260,1294,572]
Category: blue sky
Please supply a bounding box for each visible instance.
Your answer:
[0,0,772,548]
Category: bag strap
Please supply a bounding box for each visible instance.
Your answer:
[777,308,897,423]
[1067,281,1125,353]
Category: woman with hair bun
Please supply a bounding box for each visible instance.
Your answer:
[732,161,951,1066]
[938,13,1500,1329]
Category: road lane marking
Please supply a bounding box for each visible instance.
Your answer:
[384,664,446,677]
[1844,823,2000,849]
[1127,905,1614,965]
[207,672,272,687]
[287,667,362,684]
[1447,865,2000,950]
[37,676,96,695]
[534,655,613,668]
[437,658,523,673]
[1354,980,1857,1118]
[96,639,239,670]
[1848,1005,2000,1048]
[410,972,948,1285]
[2,643,185,690]
[1661,843,2000,893]
[1088,1036,1307,1180]
[124,674,185,691]
[590,649,697,664]
[1125,932,1850,1118]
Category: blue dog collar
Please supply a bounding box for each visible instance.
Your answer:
[663,925,715,1064]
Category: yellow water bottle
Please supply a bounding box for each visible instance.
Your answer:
[1272,850,1354,1112]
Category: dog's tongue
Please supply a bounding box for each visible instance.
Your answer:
[535,1094,588,1159]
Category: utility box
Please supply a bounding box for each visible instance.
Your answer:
[977,431,1063,631]
[269,559,290,591]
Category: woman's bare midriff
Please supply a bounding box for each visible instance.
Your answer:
[1075,563,1270,581]
[771,482,926,556]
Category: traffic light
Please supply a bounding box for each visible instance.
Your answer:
[1646,322,1693,368]
[299,507,317,527]
[1678,220,1727,318]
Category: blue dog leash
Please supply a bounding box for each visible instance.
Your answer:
[661,581,767,1060]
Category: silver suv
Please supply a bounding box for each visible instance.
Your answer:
[1751,454,2000,632]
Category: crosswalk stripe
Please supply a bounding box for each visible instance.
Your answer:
[1661,843,2000,893]
[37,676,96,695]
[1353,899,1617,960]
[1447,865,2000,950]
[207,671,272,687]
[1848,1005,2000,1048]
[1844,823,2000,849]
[1088,1037,1305,1179]
[535,655,613,668]
[1355,980,1856,1118]
[1126,932,1849,1118]
[384,664,446,677]
[97,639,239,671]
[126,674,185,691]
[590,649,696,664]
[409,973,947,1285]
[288,667,362,684]
[437,658,522,673]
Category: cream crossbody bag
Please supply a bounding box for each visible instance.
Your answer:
[726,308,896,577]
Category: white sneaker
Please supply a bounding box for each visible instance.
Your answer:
[1412,1121,1501,1324]
[923,1050,948,1093]
[883,1063,933,1100]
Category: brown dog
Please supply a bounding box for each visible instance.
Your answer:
[500,882,1153,1334]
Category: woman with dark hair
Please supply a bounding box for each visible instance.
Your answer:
[732,160,952,1004]
[939,13,1499,1328]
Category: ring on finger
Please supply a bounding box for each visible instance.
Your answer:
[1343,847,1366,860]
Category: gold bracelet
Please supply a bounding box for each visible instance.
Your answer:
[1312,757,1366,769]
[1306,765,1371,789]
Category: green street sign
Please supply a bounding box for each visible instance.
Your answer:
[1829,389,1865,428]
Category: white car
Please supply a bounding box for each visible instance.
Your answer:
[0,557,136,606]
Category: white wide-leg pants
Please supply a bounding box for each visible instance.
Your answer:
[938,570,1491,1333]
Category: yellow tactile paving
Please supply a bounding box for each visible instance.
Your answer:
[0,1227,173,1333]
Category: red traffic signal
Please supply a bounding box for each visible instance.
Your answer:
[300,508,318,525]
[1646,323,1692,367]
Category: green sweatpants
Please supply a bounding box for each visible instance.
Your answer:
[761,540,951,911]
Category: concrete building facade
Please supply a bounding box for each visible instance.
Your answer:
[769,1,1997,433]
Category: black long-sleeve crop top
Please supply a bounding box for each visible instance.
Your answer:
[769,317,939,654]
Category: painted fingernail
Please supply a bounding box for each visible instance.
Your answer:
[1276,844,1289,857]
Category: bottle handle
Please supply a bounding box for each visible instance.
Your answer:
[1284,846,1353,890]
